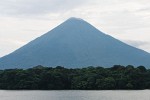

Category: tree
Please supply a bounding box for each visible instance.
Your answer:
[137,66,146,72]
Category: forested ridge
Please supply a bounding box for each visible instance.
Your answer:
[0,65,150,90]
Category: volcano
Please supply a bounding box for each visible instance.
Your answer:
[0,17,150,69]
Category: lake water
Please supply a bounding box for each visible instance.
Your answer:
[0,90,150,100]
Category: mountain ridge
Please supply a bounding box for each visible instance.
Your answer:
[0,17,150,69]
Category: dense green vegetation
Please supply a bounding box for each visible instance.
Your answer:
[0,65,150,90]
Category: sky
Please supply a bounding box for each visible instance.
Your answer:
[0,0,150,57]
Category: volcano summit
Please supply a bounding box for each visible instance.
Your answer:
[0,17,150,69]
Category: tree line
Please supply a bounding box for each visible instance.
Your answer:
[0,65,150,90]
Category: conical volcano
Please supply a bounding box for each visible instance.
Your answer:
[0,17,150,69]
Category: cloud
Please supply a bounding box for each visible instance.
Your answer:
[124,40,149,47]
[0,0,87,17]
[122,40,150,53]
[0,38,26,57]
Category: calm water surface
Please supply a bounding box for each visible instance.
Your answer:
[0,90,150,100]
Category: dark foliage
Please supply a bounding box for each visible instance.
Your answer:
[0,65,150,90]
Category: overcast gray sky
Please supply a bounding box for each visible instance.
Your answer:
[0,0,150,57]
